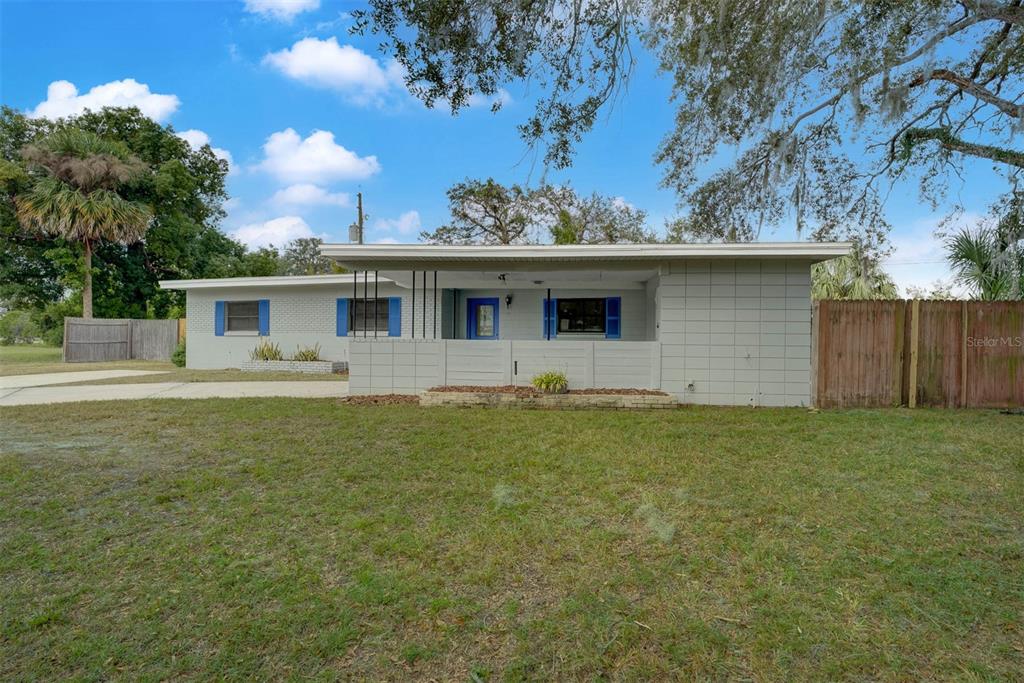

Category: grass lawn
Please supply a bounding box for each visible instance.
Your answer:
[1,402,1021,680]
[0,345,345,383]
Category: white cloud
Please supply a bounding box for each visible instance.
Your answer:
[30,79,180,122]
[374,210,421,236]
[243,0,319,21]
[883,212,981,297]
[176,129,234,167]
[373,237,400,244]
[263,37,403,105]
[230,216,315,248]
[466,88,512,109]
[255,128,380,184]
[271,183,349,207]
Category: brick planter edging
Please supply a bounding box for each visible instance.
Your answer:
[240,359,347,375]
[420,391,678,410]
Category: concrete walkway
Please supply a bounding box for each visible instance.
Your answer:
[0,380,348,406]
[0,369,169,389]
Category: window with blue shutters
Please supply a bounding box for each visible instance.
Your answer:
[387,296,401,336]
[336,299,349,336]
[604,296,621,339]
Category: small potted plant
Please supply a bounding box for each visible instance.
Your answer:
[532,370,569,394]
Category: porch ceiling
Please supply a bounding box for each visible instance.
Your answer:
[379,269,657,290]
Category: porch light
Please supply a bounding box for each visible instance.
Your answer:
[505,294,513,308]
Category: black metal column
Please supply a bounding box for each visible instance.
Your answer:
[546,288,552,340]
[362,270,368,337]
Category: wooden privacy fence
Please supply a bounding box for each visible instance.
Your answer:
[813,300,1024,408]
[63,317,184,363]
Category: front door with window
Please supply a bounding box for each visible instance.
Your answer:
[467,297,499,339]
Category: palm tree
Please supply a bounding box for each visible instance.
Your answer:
[945,217,1024,300]
[812,250,899,300]
[15,128,152,318]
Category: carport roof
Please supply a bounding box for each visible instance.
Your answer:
[319,242,852,270]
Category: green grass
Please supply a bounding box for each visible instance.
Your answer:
[0,345,63,368]
[1,402,1022,680]
[0,346,345,382]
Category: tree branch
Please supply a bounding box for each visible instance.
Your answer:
[910,68,1023,117]
[903,127,1024,168]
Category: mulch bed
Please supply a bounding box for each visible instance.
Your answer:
[427,385,669,396]
[339,395,420,406]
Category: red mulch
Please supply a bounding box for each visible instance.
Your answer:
[339,395,420,406]
[426,385,668,396]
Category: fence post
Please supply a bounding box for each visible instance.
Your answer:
[810,301,818,407]
[893,301,906,407]
[177,318,187,343]
[960,300,968,408]
[908,299,920,408]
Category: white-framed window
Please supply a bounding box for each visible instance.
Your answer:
[225,301,260,332]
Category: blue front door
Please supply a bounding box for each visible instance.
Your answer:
[467,297,499,339]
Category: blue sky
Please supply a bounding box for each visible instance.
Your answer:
[0,0,1010,293]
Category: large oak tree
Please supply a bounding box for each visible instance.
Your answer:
[356,1,1024,251]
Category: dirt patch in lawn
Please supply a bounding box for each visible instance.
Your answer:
[339,394,420,406]
[428,385,668,396]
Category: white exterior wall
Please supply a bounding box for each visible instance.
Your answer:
[453,288,649,340]
[656,259,812,407]
[183,259,816,407]
[184,281,430,369]
[349,339,662,394]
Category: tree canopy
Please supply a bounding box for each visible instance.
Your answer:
[0,106,250,321]
[421,178,534,245]
[420,178,654,245]
[16,128,153,318]
[357,1,1024,251]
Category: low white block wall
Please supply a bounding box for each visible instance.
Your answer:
[349,339,662,395]
[240,359,346,374]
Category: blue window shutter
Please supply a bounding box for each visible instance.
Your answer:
[336,298,349,336]
[387,296,401,336]
[542,298,551,338]
[258,299,270,336]
[605,297,621,339]
[549,298,558,338]
[214,301,225,336]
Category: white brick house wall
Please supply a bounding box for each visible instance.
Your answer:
[185,282,413,369]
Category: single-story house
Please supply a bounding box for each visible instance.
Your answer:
[160,242,850,405]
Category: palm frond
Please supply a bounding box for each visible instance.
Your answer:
[16,176,151,244]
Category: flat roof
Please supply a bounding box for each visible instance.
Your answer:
[159,273,390,290]
[320,242,852,269]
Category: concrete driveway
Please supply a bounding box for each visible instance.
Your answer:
[0,369,169,389]
[0,380,348,406]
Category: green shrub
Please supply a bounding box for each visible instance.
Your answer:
[171,340,186,367]
[0,310,39,345]
[292,343,322,362]
[249,339,284,361]
[531,370,569,393]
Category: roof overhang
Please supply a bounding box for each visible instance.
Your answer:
[159,273,388,291]
[320,242,852,271]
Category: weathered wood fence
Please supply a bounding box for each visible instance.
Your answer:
[63,317,183,363]
[813,300,1024,408]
